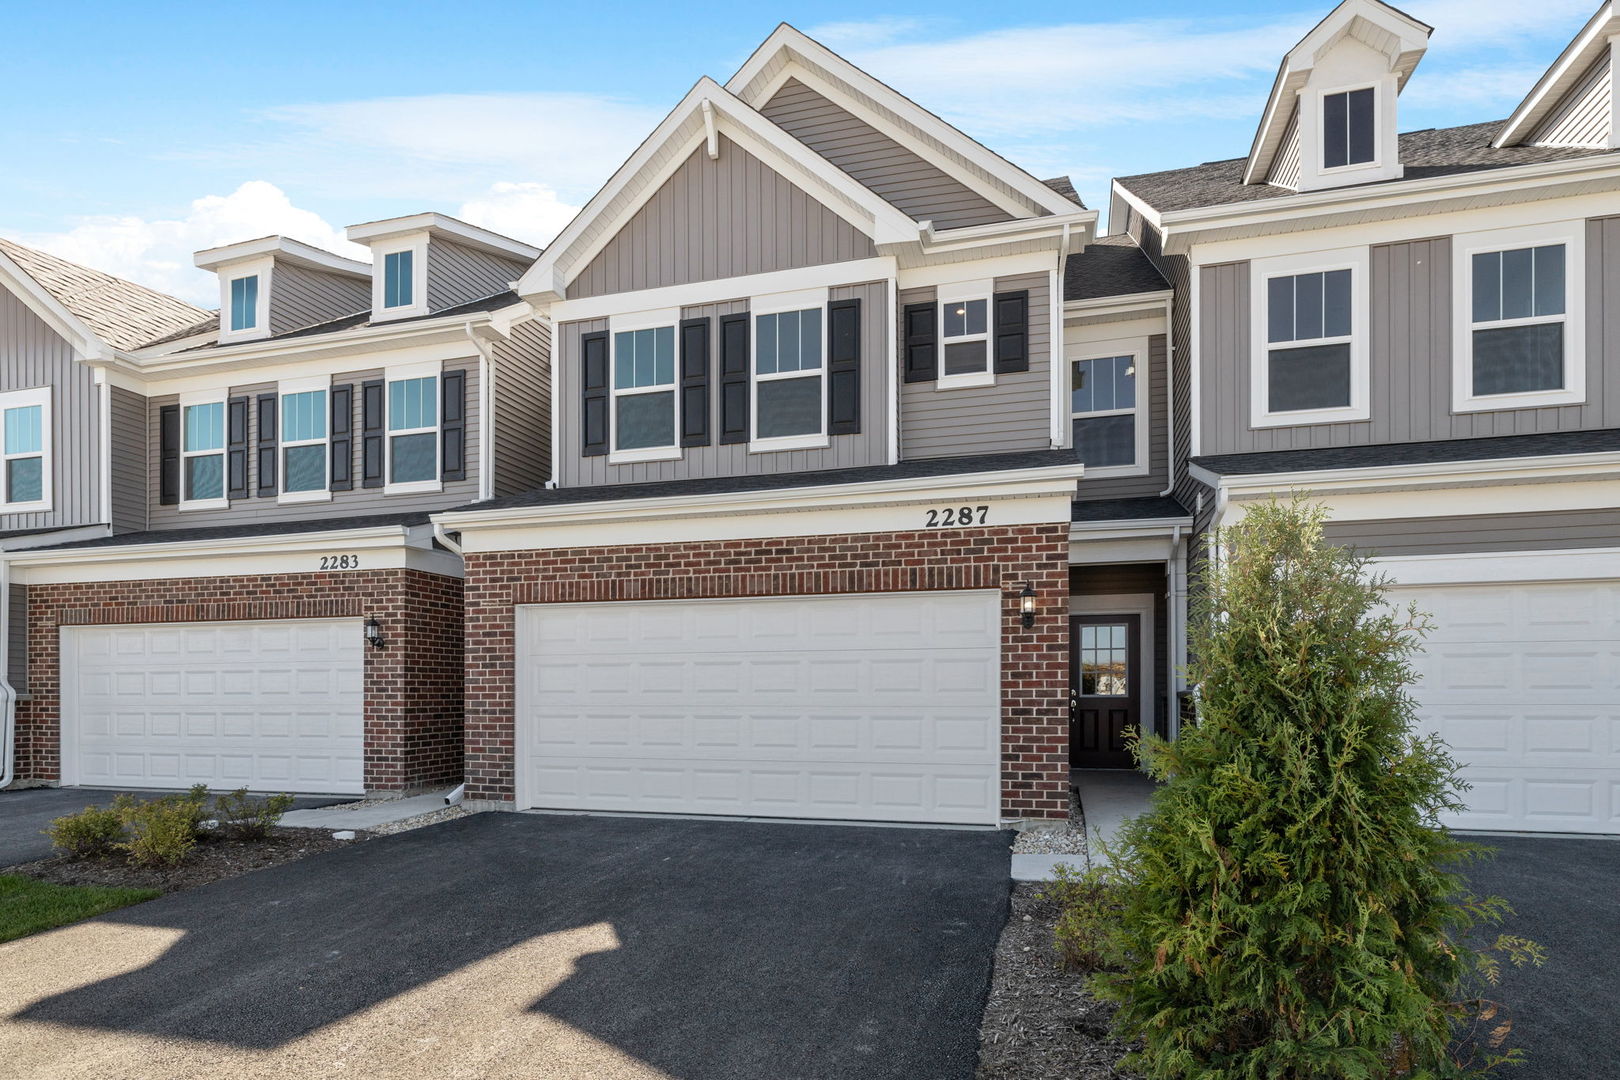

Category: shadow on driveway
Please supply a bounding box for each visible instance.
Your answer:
[3,813,1011,1079]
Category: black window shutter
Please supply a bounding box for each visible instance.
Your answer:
[255,394,278,496]
[361,379,386,488]
[827,298,861,435]
[718,313,750,444]
[441,369,467,481]
[580,331,609,457]
[159,404,180,505]
[329,384,353,491]
[993,290,1030,374]
[679,317,711,447]
[226,396,250,500]
[903,302,938,383]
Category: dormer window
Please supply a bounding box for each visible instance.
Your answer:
[384,250,414,310]
[1323,87,1376,170]
[229,274,259,331]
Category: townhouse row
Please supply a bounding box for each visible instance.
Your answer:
[3,0,1618,834]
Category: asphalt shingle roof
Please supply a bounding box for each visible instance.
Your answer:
[1071,496,1189,522]
[1064,235,1170,301]
[1192,428,1620,477]
[0,238,212,351]
[1116,120,1618,214]
[1041,175,1084,207]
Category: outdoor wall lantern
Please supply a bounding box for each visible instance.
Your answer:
[1019,582,1037,629]
[364,616,387,650]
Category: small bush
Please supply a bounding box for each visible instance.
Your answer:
[212,788,295,841]
[44,804,125,858]
[118,797,200,867]
[1039,862,1127,972]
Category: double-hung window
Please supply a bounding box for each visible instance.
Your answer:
[1070,347,1145,472]
[1322,86,1376,170]
[1251,249,1368,427]
[387,369,440,489]
[938,281,992,388]
[752,291,826,450]
[610,312,678,461]
[0,387,50,511]
[280,379,329,500]
[180,393,228,509]
[1455,223,1584,411]
[229,274,259,332]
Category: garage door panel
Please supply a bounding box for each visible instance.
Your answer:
[64,619,364,795]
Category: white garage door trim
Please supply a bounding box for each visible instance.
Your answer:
[514,590,1003,825]
[61,618,366,795]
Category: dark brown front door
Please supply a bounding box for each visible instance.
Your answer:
[1070,615,1141,769]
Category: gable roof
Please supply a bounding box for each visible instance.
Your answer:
[1496,1,1617,147]
[0,237,211,352]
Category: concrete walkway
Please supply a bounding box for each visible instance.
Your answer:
[1010,770,1159,881]
[278,789,457,831]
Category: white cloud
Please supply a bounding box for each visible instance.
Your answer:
[456,182,580,248]
[1403,0,1598,49]
[10,181,366,305]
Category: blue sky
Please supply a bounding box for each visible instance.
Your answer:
[1,0,1599,304]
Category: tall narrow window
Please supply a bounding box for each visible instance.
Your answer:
[1323,87,1375,169]
[1070,354,1138,468]
[0,388,48,509]
[612,325,677,453]
[753,307,823,442]
[229,274,259,332]
[384,250,414,310]
[1265,269,1353,414]
[1469,245,1566,396]
[938,285,991,386]
[281,388,329,494]
[387,375,439,484]
[182,398,227,505]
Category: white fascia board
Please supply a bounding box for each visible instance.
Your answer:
[194,236,371,278]
[1069,535,1176,565]
[1374,547,1620,587]
[1069,518,1192,537]
[917,210,1095,255]
[1195,450,1620,498]
[0,251,106,358]
[1110,182,1163,231]
[346,212,542,261]
[546,257,895,324]
[726,24,1084,218]
[1062,289,1174,316]
[1496,3,1616,147]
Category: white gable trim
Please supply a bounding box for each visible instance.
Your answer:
[1496,3,1618,148]
[0,251,107,358]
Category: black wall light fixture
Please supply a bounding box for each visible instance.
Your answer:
[1019,582,1036,629]
[364,615,387,650]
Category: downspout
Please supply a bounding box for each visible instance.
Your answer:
[1159,295,1177,498]
[432,522,464,558]
[465,324,496,503]
[0,553,15,790]
[96,369,113,526]
[1052,223,1070,448]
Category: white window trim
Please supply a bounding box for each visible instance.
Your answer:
[277,374,332,505]
[178,389,230,511]
[935,279,995,391]
[216,256,273,344]
[608,308,682,465]
[383,360,443,495]
[1249,246,1370,428]
[1069,338,1150,479]
[749,289,830,453]
[0,385,52,514]
[370,232,429,322]
[1316,81,1381,177]
[1452,221,1586,414]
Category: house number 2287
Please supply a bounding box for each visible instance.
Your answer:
[319,555,361,570]
[924,505,989,528]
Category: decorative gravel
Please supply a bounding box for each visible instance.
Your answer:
[1012,785,1088,855]
[364,805,472,836]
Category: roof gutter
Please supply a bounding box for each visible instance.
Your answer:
[1189,448,1620,496]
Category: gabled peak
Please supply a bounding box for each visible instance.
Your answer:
[344,212,541,262]
[1496,1,1617,149]
[193,235,370,277]
[1243,0,1431,191]
[345,212,539,323]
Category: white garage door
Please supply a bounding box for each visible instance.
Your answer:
[62,619,365,795]
[1396,579,1620,834]
[515,592,1002,825]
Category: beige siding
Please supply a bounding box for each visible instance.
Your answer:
[428,240,527,312]
[109,385,147,532]
[556,281,890,486]
[899,272,1051,459]
[0,285,101,531]
[492,318,551,497]
[145,359,481,528]
[268,264,369,336]
[1326,507,1620,556]
[760,78,1012,229]
[568,135,876,299]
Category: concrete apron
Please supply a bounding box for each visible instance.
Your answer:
[278,789,458,832]
[1010,769,1158,882]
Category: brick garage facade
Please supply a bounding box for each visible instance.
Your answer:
[463,522,1071,819]
[15,567,464,793]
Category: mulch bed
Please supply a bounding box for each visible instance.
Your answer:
[5,827,358,894]
[977,882,1139,1080]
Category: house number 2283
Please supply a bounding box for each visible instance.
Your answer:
[319,555,361,570]
[924,505,989,528]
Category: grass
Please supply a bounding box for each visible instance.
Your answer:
[0,874,161,944]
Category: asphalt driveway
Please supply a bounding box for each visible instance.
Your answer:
[1457,834,1619,1080]
[0,787,350,868]
[0,812,1011,1079]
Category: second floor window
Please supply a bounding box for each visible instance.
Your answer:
[1071,354,1137,469]
[281,389,329,493]
[384,250,414,310]
[1,388,49,510]
[939,285,991,386]
[388,376,438,484]
[1323,87,1375,170]
[1469,244,1565,396]
[229,274,258,332]
[754,307,823,441]
[613,325,676,452]
[182,399,226,504]
[1265,269,1352,414]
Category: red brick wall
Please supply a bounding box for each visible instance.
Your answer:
[16,568,464,793]
[463,523,1071,818]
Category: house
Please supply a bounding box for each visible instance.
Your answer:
[1,215,549,796]
[434,24,1187,826]
[1109,0,1620,834]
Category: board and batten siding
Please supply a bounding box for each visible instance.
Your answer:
[1072,334,1170,501]
[0,284,100,531]
[427,240,527,313]
[898,272,1051,459]
[567,134,876,300]
[109,385,148,532]
[145,358,481,528]
[268,264,370,337]
[492,318,551,497]
[1326,506,1620,556]
[556,282,890,486]
[1197,219,1620,455]
[760,77,1012,230]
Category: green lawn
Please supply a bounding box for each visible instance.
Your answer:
[0,874,161,943]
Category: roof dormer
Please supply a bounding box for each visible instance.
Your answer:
[1243,0,1431,193]
[194,236,371,344]
[343,213,540,324]
[1496,2,1618,150]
